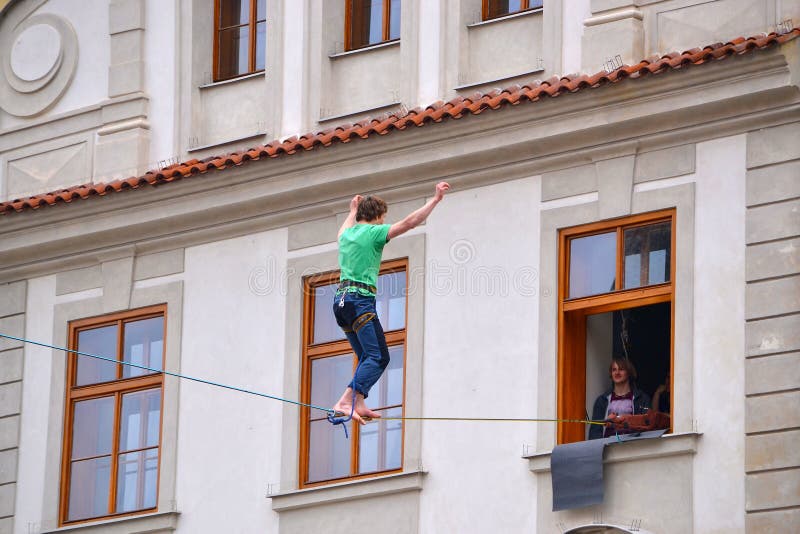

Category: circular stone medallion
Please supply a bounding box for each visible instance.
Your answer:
[10,23,62,82]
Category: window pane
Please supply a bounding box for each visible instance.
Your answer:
[366,344,404,409]
[218,26,250,79]
[68,456,111,521]
[313,282,347,344]
[486,0,523,19]
[256,0,266,20]
[623,222,671,289]
[350,0,384,49]
[123,317,163,378]
[308,419,351,482]
[120,389,161,452]
[376,271,406,331]
[76,325,118,386]
[219,0,250,27]
[569,232,617,298]
[255,21,266,71]
[72,396,115,459]
[116,449,158,513]
[310,354,354,410]
[389,0,400,40]
[358,406,402,474]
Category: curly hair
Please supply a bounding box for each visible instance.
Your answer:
[356,195,388,222]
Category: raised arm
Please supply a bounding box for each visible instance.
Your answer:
[388,182,450,240]
[338,195,363,238]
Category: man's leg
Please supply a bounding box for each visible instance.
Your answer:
[348,316,390,420]
[332,331,372,425]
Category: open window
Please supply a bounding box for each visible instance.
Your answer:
[345,0,401,51]
[60,306,166,525]
[558,211,675,444]
[482,0,543,21]
[213,0,266,81]
[300,259,407,487]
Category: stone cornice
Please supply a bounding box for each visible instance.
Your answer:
[1,43,798,282]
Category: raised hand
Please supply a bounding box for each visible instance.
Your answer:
[350,194,363,212]
[434,182,451,201]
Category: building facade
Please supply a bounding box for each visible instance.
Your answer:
[0,1,799,532]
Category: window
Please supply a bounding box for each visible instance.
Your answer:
[214,0,266,81]
[300,260,407,486]
[483,0,543,21]
[345,0,401,51]
[60,306,166,525]
[557,211,675,444]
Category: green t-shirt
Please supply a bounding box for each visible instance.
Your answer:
[338,223,391,296]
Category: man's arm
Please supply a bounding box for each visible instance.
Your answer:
[388,182,450,240]
[338,195,362,238]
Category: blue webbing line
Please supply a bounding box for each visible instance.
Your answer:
[326,358,366,439]
[0,333,336,417]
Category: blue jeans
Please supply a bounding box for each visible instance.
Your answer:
[332,291,390,399]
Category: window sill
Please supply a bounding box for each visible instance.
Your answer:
[269,471,426,512]
[328,39,400,59]
[525,431,701,474]
[454,67,544,91]
[42,511,179,534]
[467,7,542,28]
[187,131,268,153]
[318,101,401,123]
[198,70,265,89]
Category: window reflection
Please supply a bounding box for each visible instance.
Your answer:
[569,232,617,298]
[308,419,352,482]
[624,222,671,289]
[123,317,164,378]
[76,325,118,386]
[116,449,158,513]
[358,406,403,474]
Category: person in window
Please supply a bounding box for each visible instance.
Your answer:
[651,372,670,413]
[332,182,451,425]
[588,357,651,439]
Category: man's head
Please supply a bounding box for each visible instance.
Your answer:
[356,195,388,223]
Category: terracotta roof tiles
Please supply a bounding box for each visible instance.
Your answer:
[2,28,798,215]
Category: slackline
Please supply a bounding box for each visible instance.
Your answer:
[0,333,605,427]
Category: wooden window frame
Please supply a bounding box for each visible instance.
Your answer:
[557,210,676,444]
[482,0,542,21]
[344,0,400,52]
[59,305,167,526]
[299,258,408,488]
[213,0,266,82]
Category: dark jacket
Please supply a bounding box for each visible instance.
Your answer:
[588,386,652,440]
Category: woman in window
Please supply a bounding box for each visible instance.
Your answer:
[588,357,651,439]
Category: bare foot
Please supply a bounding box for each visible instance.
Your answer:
[355,394,381,420]
[333,388,367,425]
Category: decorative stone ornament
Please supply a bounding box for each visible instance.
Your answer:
[0,13,78,117]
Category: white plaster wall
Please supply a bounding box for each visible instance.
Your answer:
[692,134,747,533]
[417,0,441,107]
[14,275,57,534]
[585,311,612,428]
[419,176,540,533]
[561,0,590,76]
[177,229,288,534]
[146,0,178,165]
[0,0,109,130]
[35,0,109,118]
[281,0,306,138]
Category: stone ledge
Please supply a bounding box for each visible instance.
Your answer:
[525,431,701,473]
[41,511,179,534]
[270,471,425,512]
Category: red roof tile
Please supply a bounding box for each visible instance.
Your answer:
[2,28,798,215]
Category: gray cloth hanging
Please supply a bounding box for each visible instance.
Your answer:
[551,429,667,511]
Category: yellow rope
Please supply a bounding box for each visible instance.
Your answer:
[361,416,607,425]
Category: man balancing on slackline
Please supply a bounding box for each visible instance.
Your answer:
[332,182,451,425]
